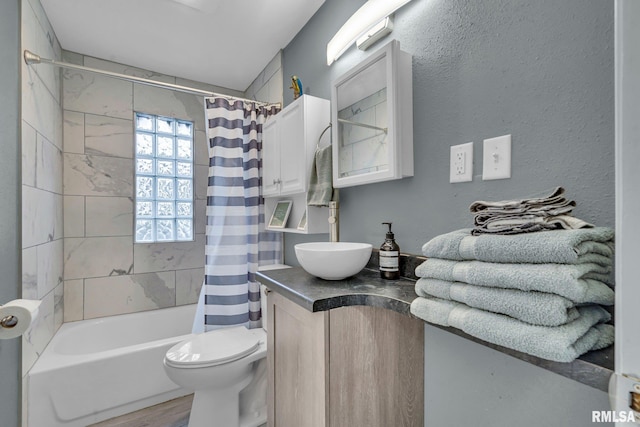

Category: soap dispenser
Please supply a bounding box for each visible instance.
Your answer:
[380,222,400,280]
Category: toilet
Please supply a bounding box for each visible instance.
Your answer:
[163,285,271,427]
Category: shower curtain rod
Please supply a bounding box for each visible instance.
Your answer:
[23,50,281,108]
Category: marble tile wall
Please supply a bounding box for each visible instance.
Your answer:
[244,51,284,105]
[21,0,64,423]
[60,52,249,322]
[20,20,283,418]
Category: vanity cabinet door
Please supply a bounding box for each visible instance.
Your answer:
[267,291,328,427]
[328,306,424,427]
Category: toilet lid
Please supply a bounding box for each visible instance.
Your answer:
[165,326,260,368]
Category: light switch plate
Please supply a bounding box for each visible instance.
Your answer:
[482,134,511,180]
[450,142,473,183]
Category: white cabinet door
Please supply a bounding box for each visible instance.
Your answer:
[611,1,640,423]
[278,101,307,196]
[262,117,280,197]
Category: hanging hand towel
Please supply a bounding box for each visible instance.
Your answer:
[410,297,614,362]
[307,144,334,207]
[415,278,580,326]
[415,258,614,304]
[421,228,614,265]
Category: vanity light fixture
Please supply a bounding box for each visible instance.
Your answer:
[326,0,414,66]
[356,16,394,52]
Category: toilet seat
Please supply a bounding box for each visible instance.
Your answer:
[165,326,260,369]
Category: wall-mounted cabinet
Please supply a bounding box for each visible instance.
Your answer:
[262,95,331,234]
[331,40,413,188]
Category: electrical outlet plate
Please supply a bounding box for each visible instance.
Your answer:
[449,142,473,183]
[482,134,511,180]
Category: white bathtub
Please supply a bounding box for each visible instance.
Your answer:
[27,304,197,427]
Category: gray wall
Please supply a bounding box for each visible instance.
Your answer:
[0,1,22,425]
[282,0,614,425]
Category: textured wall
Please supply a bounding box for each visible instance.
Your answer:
[282,0,614,425]
[1,1,21,425]
[283,0,614,255]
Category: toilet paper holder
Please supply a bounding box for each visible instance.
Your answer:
[1,315,18,329]
[0,299,40,339]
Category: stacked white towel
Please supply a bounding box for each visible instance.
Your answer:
[410,227,615,362]
[470,187,593,235]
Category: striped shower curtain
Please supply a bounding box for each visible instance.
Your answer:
[203,97,281,331]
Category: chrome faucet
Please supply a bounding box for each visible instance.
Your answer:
[329,201,339,242]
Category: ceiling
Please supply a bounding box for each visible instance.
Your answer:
[40,0,325,92]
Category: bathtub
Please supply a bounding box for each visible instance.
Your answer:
[27,304,197,427]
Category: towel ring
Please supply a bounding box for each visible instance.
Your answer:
[316,123,332,150]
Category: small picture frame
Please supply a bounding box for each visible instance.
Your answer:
[297,211,307,231]
[269,200,293,229]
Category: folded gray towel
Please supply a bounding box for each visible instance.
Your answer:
[410,297,614,362]
[307,144,334,207]
[415,259,614,304]
[469,186,572,214]
[475,210,576,226]
[415,278,580,326]
[468,187,594,235]
[473,214,594,235]
[421,228,614,265]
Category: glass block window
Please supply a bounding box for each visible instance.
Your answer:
[134,113,194,243]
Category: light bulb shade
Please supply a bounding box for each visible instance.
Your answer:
[326,0,413,66]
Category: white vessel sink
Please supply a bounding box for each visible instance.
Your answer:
[294,242,373,281]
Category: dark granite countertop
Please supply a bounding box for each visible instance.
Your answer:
[257,261,614,393]
[257,266,417,315]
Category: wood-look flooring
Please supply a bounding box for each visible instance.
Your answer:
[88,394,193,427]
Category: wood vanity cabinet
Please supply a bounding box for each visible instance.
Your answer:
[266,291,424,427]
